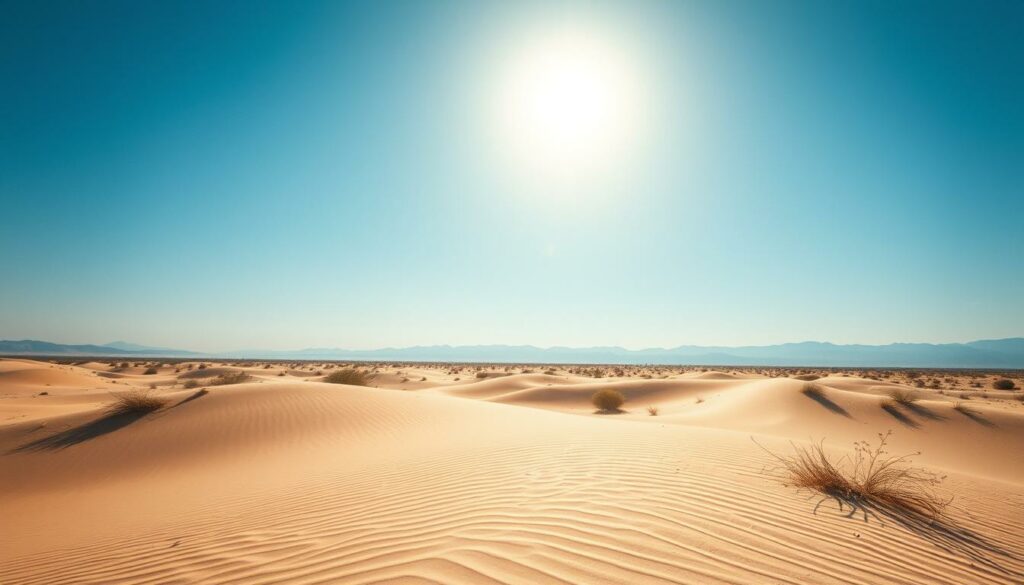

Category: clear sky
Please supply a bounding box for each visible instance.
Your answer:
[1,0,1021,352]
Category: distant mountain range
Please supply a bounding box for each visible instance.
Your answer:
[1,338,1023,368]
[0,340,202,358]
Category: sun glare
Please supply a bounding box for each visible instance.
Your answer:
[492,28,642,178]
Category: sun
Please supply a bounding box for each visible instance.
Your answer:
[492,28,641,177]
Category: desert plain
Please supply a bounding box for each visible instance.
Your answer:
[1,357,1023,584]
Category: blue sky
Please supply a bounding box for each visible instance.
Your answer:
[1,0,1021,352]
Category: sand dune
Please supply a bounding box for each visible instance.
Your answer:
[1,359,1022,584]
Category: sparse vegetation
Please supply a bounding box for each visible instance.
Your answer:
[953,401,975,415]
[992,378,1016,390]
[143,366,158,375]
[591,388,625,412]
[183,379,200,389]
[756,431,949,519]
[888,388,918,406]
[108,389,167,415]
[210,372,252,386]
[323,368,372,386]
[647,405,659,416]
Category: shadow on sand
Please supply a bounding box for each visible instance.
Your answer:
[11,411,149,452]
[809,492,1024,581]
[801,387,851,417]
[903,401,946,421]
[953,405,996,427]
[881,402,921,428]
[10,389,209,453]
[169,389,208,410]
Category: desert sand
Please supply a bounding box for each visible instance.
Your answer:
[1,358,1023,584]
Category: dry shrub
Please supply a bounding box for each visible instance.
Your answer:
[108,389,166,415]
[143,366,159,375]
[953,401,976,415]
[992,378,1016,390]
[756,431,948,519]
[647,405,659,416]
[591,388,625,412]
[888,388,918,405]
[323,368,372,386]
[210,371,252,386]
[183,379,200,389]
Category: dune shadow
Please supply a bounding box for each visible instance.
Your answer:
[10,390,206,452]
[903,402,946,421]
[811,494,1024,580]
[10,411,149,453]
[881,403,920,428]
[953,406,996,427]
[169,389,208,409]
[801,388,851,417]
